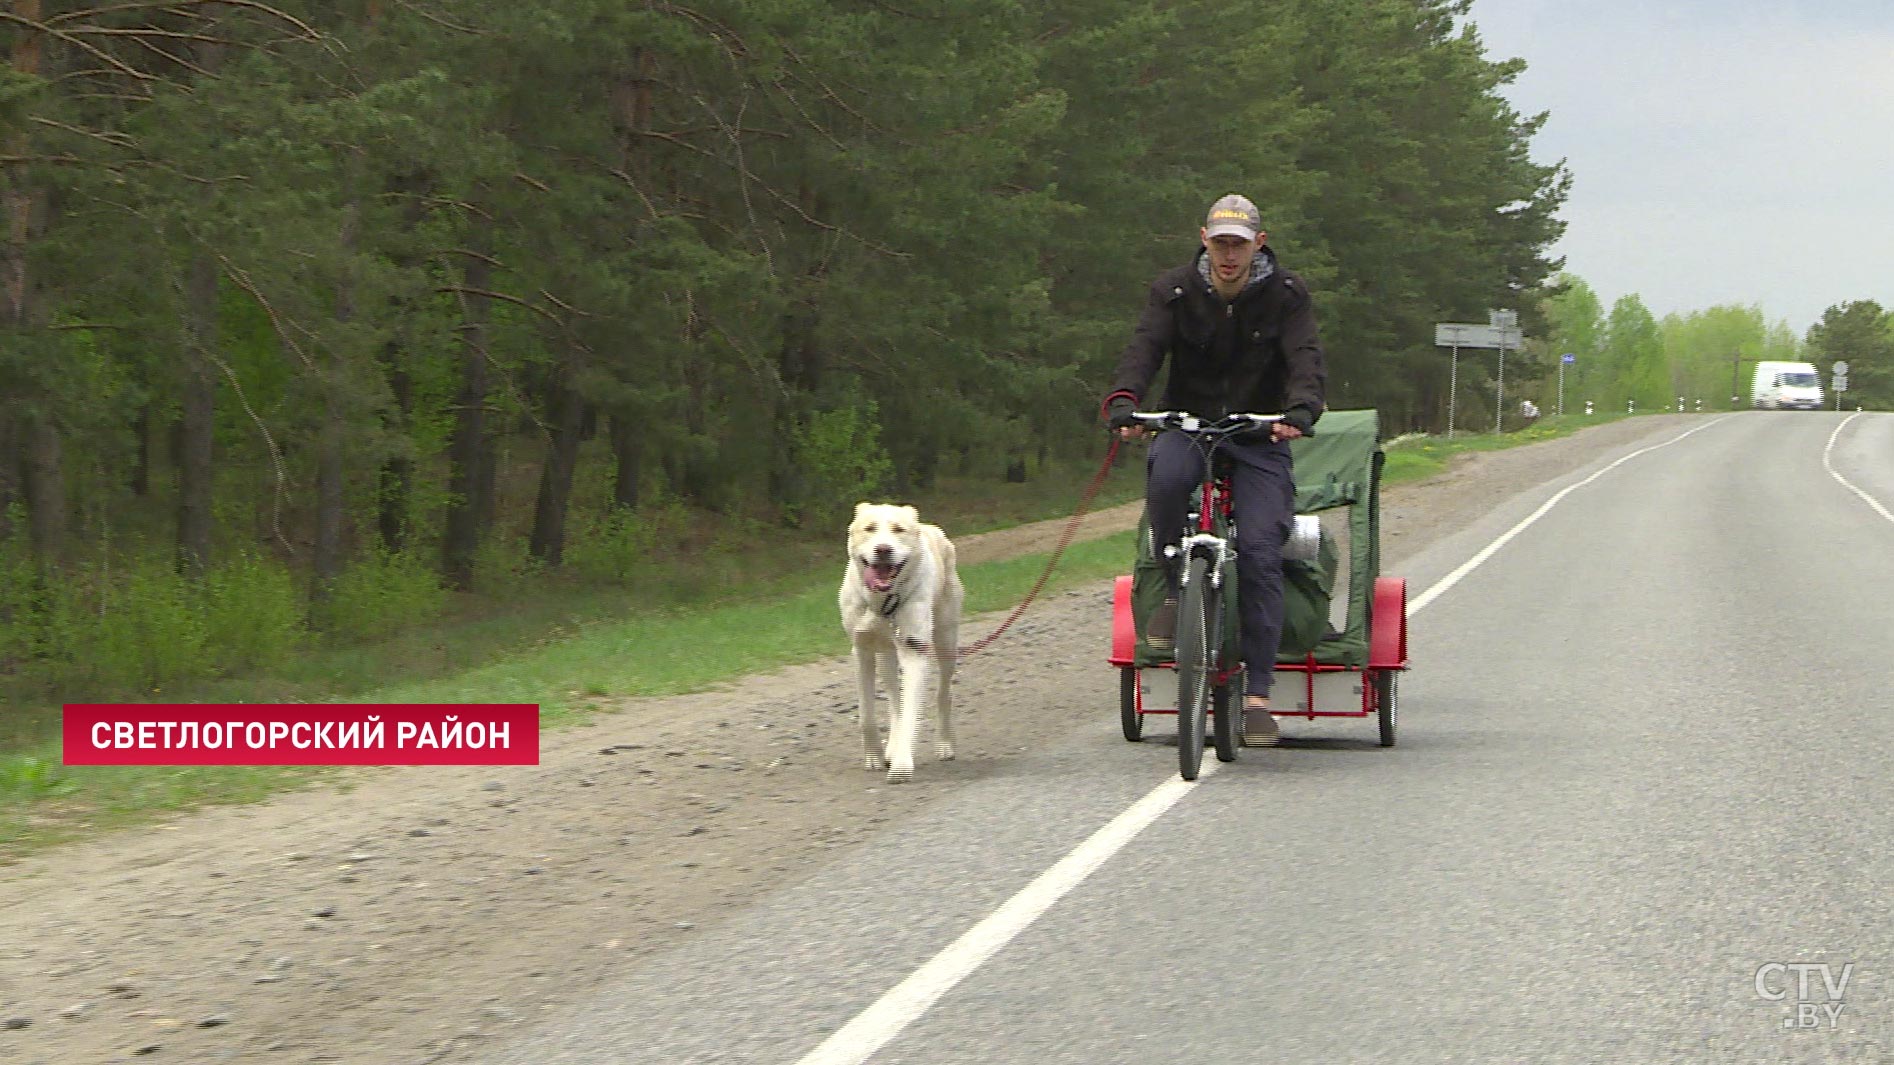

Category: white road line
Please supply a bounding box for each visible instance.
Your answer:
[1822,413,1894,525]
[791,416,1727,1065]
[1409,418,1728,613]
[791,763,1216,1065]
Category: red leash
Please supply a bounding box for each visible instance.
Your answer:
[938,437,1124,660]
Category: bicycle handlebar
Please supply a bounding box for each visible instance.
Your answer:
[1127,411,1284,434]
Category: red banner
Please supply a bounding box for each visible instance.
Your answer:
[62,704,540,766]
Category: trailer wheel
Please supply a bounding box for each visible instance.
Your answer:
[1119,666,1142,742]
[1212,668,1242,763]
[1374,670,1398,748]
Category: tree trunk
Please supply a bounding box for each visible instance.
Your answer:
[377,454,411,554]
[529,371,585,566]
[441,231,493,591]
[1,3,40,331]
[771,266,822,516]
[129,404,151,496]
[377,354,413,554]
[175,16,230,580]
[313,393,344,590]
[474,427,498,549]
[313,203,358,597]
[0,409,16,539]
[176,253,218,579]
[376,165,427,555]
[3,1,48,553]
[608,412,641,511]
[21,411,63,560]
[604,55,655,517]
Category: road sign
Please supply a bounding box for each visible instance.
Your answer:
[1434,322,1520,349]
[1489,309,1519,329]
[1833,361,1849,375]
[1436,322,1484,346]
[1561,353,1576,364]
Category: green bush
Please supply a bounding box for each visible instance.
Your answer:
[564,495,686,585]
[62,559,209,690]
[0,755,76,800]
[1,549,304,688]
[315,549,447,639]
[201,551,305,674]
[789,402,892,527]
[563,509,646,584]
[474,532,543,597]
[0,546,40,670]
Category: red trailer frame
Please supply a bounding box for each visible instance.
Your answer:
[1108,573,1407,739]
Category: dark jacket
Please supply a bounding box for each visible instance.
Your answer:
[1106,246,1327,430]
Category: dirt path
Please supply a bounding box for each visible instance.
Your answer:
[0,417,1696,1065]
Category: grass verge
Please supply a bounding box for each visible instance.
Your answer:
[0,529,1136,860]
[1381,412,1632,486]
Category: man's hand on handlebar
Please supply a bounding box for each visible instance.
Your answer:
[1273,406,1313,442]
[1105,396,1147,440]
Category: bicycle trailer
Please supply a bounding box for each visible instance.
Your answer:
[1108,408,1409,748]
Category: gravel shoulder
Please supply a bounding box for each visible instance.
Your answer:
[0,416,1696,1065]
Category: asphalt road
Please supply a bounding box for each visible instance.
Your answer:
[480,411,1891,1065]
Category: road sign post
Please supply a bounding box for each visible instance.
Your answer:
[1496,341,1506,433]
[1559,353,1574,416]
[1490,311,1516,434]
[1436,318,1522,438]
[1435,323,1494,440]
[1448,343,1459,438]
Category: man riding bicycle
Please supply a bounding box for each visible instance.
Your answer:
[1100,193,1328,746]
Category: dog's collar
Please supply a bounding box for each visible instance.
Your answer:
[877,592,902,617]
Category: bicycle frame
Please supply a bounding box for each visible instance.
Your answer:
[1170,416,1267,602]
[1177,475,1232,617]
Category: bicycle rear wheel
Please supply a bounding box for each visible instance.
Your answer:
[1175,555,1214,781]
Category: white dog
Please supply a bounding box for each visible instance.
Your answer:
[838,502,963,783]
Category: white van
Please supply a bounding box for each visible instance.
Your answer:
[1750,360,1825,410]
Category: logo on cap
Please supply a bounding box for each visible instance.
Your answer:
[1204,194,1261,240]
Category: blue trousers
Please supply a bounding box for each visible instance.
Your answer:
[1145,430,1294,698]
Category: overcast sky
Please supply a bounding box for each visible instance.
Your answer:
[1463,1,1894,336]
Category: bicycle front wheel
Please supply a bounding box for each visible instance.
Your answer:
[1175,554,1214,781]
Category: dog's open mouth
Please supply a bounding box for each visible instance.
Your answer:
[863,559,902,593]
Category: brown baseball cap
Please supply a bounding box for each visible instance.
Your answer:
[1204,193,1262,241]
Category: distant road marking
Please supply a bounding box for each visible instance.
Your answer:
[792,415,1727,1065]
[1823,413,1894,525]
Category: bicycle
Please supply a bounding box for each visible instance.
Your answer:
[1125,410,1283,780]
